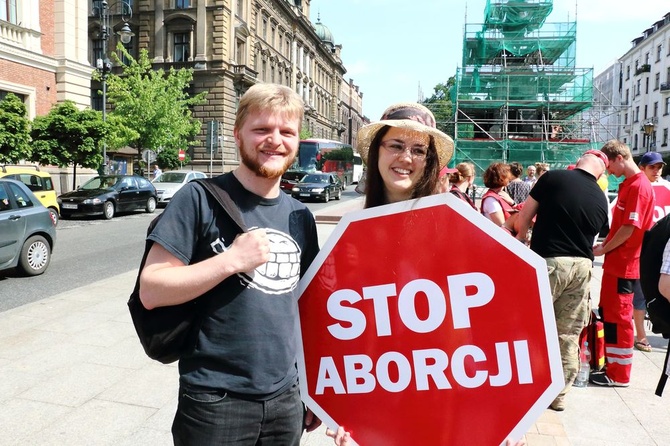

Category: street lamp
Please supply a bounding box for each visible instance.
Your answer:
[96,0,134,174]
[642,119,656,152]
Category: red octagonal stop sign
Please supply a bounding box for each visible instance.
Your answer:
[297,194,563,446]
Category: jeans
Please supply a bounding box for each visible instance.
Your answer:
[172,382,303,446]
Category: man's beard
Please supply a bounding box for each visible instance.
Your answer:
[239,142,296,179]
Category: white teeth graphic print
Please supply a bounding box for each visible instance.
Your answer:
[238,228,302,294]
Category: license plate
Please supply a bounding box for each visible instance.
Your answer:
[62,203,78,209]
[300,193,310,197]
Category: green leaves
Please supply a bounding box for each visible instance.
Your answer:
[156,147,191,170]
[422,79,456,138]
[0,93,31,164]
[30,101,107,169]
[103,45,207,155]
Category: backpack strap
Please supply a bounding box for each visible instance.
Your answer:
[193,177,248,232]
[656,338,670,397]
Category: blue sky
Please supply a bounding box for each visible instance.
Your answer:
[309,0,670,121]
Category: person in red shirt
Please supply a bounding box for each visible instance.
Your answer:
[591,140,655,386]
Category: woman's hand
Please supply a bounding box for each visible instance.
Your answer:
[326,426,352,446]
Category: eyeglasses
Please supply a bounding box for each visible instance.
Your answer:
[380,140,429,161]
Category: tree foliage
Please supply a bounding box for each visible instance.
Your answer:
[100,45,207,154]
[156,147,191,170]
[322,146,353,161]
[31,101,107,189]
[0,93,32,164]
[300,127,312,140]
[422,77,456,138]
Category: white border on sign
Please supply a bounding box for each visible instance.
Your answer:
[296,193,563,445]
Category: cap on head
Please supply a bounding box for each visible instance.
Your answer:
[640,151,667,166]
[356,103,454,169]
[583,150,610,168]
[439,166,458,177]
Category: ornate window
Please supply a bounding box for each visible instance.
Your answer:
[165,17,194,63]
[236,38,246,65]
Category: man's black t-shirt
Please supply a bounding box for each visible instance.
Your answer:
[148,173,319,399]
[529,169,608,260]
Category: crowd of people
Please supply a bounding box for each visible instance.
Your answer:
[138,82,665,445]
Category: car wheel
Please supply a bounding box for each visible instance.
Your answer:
[104,201,115,220]
[145,197,157,213]
[18,235,51,276]
[323,190,330,203]
[342,179,347,190]
[48,207,59,225]
[336,188,341,200]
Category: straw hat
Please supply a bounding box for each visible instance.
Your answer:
[356,103,454,169]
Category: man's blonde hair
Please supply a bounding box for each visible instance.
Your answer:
[600,139,631,160]
[235,83,304,130]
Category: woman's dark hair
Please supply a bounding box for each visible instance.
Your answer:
[483,162,511,188]
[364,126,440,208]
[509,162,523,178]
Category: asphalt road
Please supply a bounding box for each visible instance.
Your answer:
[0,189,360,312]
[0,210,157,312]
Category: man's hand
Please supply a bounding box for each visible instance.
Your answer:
[227,229,270,273]
[593,243,605,257]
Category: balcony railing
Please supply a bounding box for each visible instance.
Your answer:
[0,20,41,53]
[232,65,258,88]
[661,82,670,93]
[635,64,651,76]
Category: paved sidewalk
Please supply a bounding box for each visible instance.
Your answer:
[0,197,669,445]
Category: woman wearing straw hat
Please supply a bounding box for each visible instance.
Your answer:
[356,103,454,208]
[328,103,526,446]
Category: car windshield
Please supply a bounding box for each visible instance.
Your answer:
[156,172,187,183]
[302,174,328,184]
[80,176,120,190]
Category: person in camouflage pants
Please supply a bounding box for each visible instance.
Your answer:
[548,258,593,386]
[515,150,609,411]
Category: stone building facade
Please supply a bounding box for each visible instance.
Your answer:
[87,0,365,174]
[616,12,670,156]
[0,0,91,117]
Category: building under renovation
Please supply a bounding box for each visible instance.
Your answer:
[451,0,596,176]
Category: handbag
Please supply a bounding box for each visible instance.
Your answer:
[127,176,247,364]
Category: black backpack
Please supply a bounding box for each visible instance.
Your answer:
[127,176,247,364]
[639,213,670,395]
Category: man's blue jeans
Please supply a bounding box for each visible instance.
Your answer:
[172,382,303,445]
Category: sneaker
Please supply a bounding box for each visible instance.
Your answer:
[589,372,629,387]
[550,395,565,411]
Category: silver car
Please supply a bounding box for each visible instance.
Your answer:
[0,178,57,276]
[152,170,207,207]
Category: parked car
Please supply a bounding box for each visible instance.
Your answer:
[58,175,157,220]
[152,170,207,207]
[0,164,60,224]
[280,170,308,193]
[0,179,57,276]
[291,172,342,202]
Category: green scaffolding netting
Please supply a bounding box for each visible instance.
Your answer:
[452,0,603,185]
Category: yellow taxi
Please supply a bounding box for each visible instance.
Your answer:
[0,165,60,223]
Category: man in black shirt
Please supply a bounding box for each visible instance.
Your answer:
[139,84,324,445]
[515,150,609,411]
